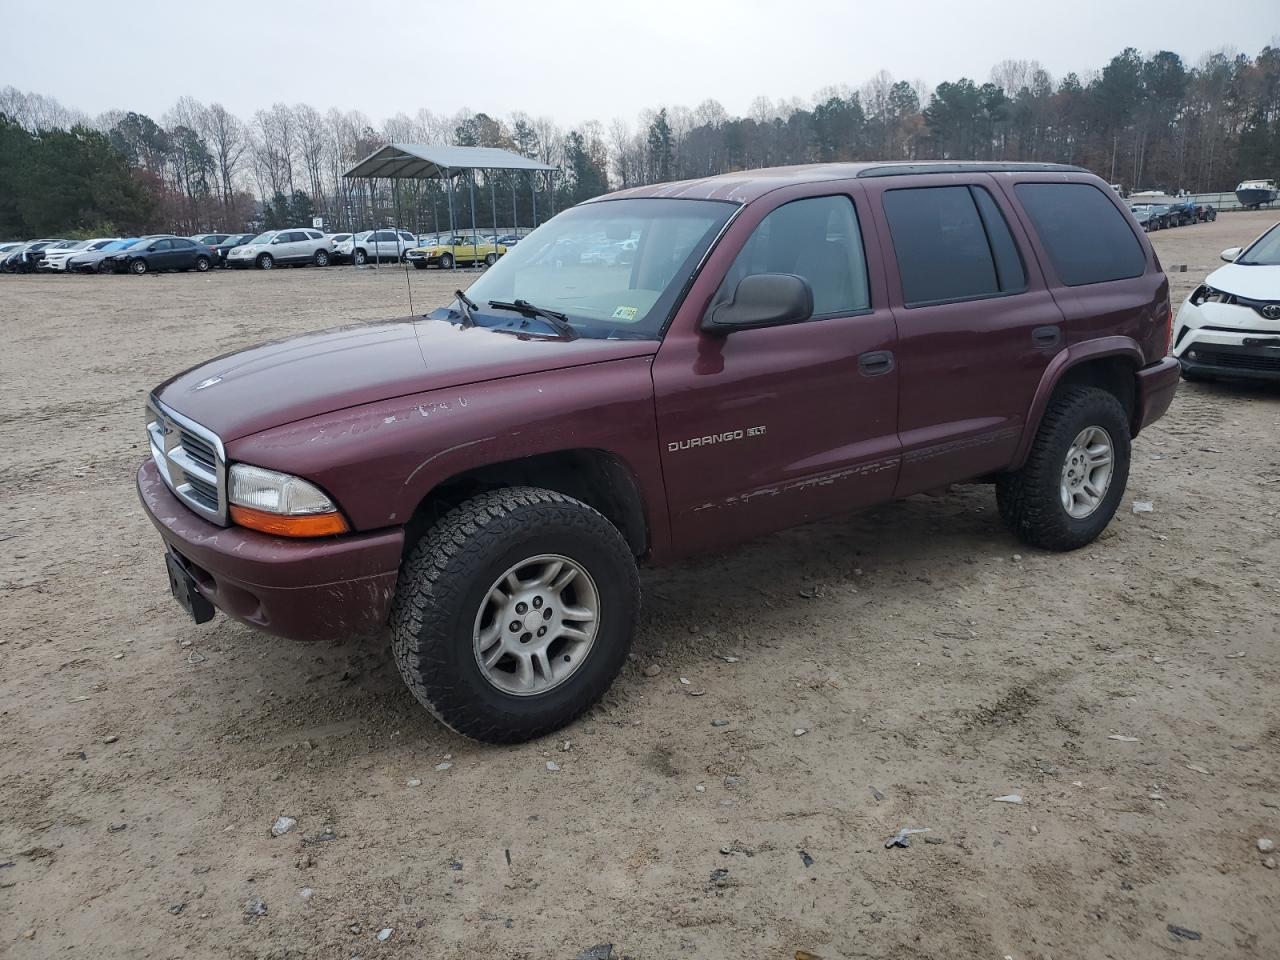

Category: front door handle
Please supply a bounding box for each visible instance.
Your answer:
[858,350,895,376]
[1032,325,1063,349]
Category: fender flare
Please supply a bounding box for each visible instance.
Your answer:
[1012,336,1144,469]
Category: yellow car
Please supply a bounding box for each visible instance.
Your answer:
[407,235,507,270]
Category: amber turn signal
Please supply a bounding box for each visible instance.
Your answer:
[229,504,350,538]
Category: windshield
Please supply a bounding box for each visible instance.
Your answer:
[1236,223,1280,266]
[332,234,351,242]
[249,232,275,244]
[103,240,131,251]
[458,198,737,340]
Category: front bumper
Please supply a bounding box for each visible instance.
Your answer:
[137,461,403,642]
[1179,342,1280,381]
[1173,300,1280,381]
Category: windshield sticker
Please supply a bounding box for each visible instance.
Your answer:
[611,306,639,322]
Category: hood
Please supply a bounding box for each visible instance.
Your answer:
[1205,262,1280,301]
[155,315,657,442]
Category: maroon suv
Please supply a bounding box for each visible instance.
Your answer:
[138,161,1180,742]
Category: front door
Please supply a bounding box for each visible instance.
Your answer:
[652,187,901,556]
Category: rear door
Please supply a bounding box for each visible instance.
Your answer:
[1002,178,1165,362]
[170,237,198,268]
[864,175,1064,495]
[652,186,902,555]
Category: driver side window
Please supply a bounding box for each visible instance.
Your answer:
[716,195,870,318]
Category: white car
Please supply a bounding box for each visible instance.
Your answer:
[1173,221,1280,383]
[338,229,418,265]
[39,238,118,272]
[225,228,333,269]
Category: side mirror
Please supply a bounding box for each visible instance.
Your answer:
[271,237,283,245]
[147,245,157,252]
[1220,247,1242,262]
[702,273,814,333]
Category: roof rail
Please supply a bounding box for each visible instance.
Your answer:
[856,162,1089,178]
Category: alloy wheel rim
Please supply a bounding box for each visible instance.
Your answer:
[1060,425,1114,519]
[472,554,599,696]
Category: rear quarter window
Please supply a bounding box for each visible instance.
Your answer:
[1014,183,1146,286]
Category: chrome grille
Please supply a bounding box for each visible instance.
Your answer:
[146,396,227,524]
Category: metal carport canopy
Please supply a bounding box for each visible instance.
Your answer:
[343,144,556,180]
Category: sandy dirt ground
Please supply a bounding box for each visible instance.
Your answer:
[1,213,1278,960]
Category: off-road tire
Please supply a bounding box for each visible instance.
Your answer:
[996,386,1130,551]
[391,487,640,743]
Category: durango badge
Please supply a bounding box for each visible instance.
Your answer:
[668,426,766,452]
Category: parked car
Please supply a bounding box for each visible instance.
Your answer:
[406,234,507,269]
[67,238,140,273]
[191,233,235,247]
[1173,221,1280,382]
[1130,206,1156,232]
[39,238,119,272]
[1195,203,1218,222]
[211,233,256,268]
[137,161,1178,743]
[1,239,65,273]
[333,229,417,265]
[225,229,333,269]
[103,235,215,274]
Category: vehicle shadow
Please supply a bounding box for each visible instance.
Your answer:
[209,483,1012,751]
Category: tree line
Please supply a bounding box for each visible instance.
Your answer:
[1,43,1277,240]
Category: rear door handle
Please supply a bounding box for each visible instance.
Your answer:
[1032,325,1062,349]
[858,350,895,376]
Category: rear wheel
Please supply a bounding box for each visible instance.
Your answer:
[391,487,640,743]
[194,256,210,272]
[484,252,498,266]
[256,253,274,270]
[313,249,330,267]
[129,259,148,275]
[996,387,1130,551]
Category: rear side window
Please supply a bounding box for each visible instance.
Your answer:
[1014,183,1146,286]
[716,195,870,317]
[883,185,1026,306]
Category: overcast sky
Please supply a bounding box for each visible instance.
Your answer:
[3,0,1275,130]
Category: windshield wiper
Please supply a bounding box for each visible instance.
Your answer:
[487,299,579,340]
[453,289,479,328]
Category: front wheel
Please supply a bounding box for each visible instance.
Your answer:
[438,253,454,270]
[129,259,148,275]
[313,249,330,267]
[996,386,1131,551]
[391,487,640,743]
[256,253,274,270]
[352,248,367,265]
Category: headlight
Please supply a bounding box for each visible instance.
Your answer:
[228,464,349,537]
[1189,285,1233,306]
